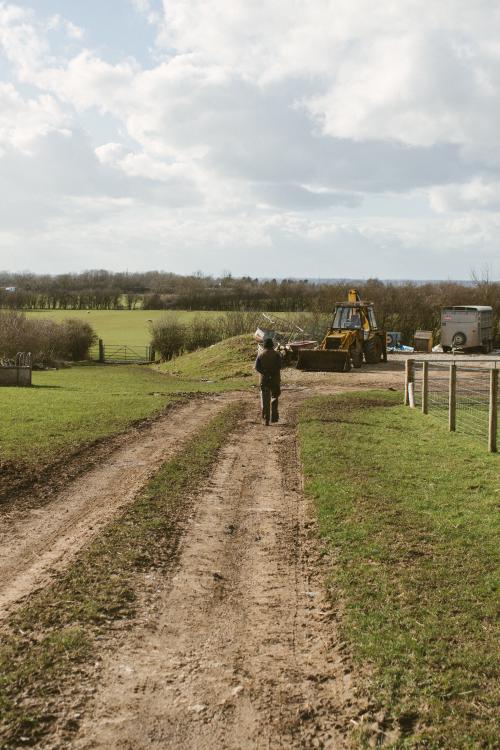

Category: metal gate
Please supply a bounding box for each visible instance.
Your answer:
[91,340,154,364]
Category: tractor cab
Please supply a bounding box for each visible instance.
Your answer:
[331,303,377,332]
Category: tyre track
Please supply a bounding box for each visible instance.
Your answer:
[0,394,240,620]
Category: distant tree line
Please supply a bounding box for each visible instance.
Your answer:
[1,270,498,343]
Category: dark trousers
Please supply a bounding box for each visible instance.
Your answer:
[261,387,279,424]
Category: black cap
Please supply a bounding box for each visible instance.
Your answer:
[263,338,274,349]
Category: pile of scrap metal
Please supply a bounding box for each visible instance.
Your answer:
[254,314,317,364]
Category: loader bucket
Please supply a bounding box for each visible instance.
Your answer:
[296,348,351,372]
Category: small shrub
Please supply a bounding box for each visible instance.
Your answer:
[150,315,187,360]
[58,319,98,360]
[185,315,225,351]
[222,311,261,338]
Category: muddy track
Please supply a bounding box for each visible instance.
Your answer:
[68,396,363,750]
[0,394,242,620]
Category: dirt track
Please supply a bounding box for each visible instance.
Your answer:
[0,364,404,748]
[71,398,360,750]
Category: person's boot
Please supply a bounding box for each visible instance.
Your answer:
[271,400,279,423]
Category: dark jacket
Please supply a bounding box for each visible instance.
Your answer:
[255,349,281,396]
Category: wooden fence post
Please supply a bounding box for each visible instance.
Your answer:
[422,361,429,414]
[449,363,457,432]
[488,368,498,453]
[98,338,105,363]
[405,359,414,406]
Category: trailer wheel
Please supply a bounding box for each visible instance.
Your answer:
[452,331,467,347]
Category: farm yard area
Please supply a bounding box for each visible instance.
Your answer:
[0,333,498,749]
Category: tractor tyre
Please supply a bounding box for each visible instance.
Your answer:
[364,336,383,364]
[351,346,363,368]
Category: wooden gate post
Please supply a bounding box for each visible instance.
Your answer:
[488,368,498,453]
[422,361,429,414]
[449,363,457,432]
[98,338,105,363]
[405,359,414,406]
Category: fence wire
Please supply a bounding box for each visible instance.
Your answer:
[456,370,490,437]
[411,361,498,443]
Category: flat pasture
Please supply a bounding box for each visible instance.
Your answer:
[25,310,224,346]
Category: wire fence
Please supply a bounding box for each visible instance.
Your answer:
[407,359,498,451]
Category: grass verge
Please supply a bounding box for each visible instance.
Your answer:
[1,362,250,470]
[0,401,244,748]
[298,391,499,749]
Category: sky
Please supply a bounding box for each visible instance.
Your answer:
[0,0,499,279]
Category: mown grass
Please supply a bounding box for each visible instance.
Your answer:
[0,363,249,467]
[0,401,244,748]
[298,391,499,748]
[155,333,257,388]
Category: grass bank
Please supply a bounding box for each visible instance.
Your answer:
[0,401,244,748]
[155,333,256,388]
[299,392,499,748]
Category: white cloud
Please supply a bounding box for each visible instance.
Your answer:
[35,51,137,113]
[95,141,128,165]
[46,14,84,41]
[0,82,69,151]
[430,179,500,213]
[0,2,49,79]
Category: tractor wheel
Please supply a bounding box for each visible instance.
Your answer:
[351,346,363,368]
[364,336,383,364]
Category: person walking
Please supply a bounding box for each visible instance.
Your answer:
[255,338,281,425]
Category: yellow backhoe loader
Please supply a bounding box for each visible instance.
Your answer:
[296,289,387,372]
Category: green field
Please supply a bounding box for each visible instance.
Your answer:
[25,310,224,346]
[299,392,499,748]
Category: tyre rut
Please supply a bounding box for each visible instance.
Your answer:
[0,394,240,620]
